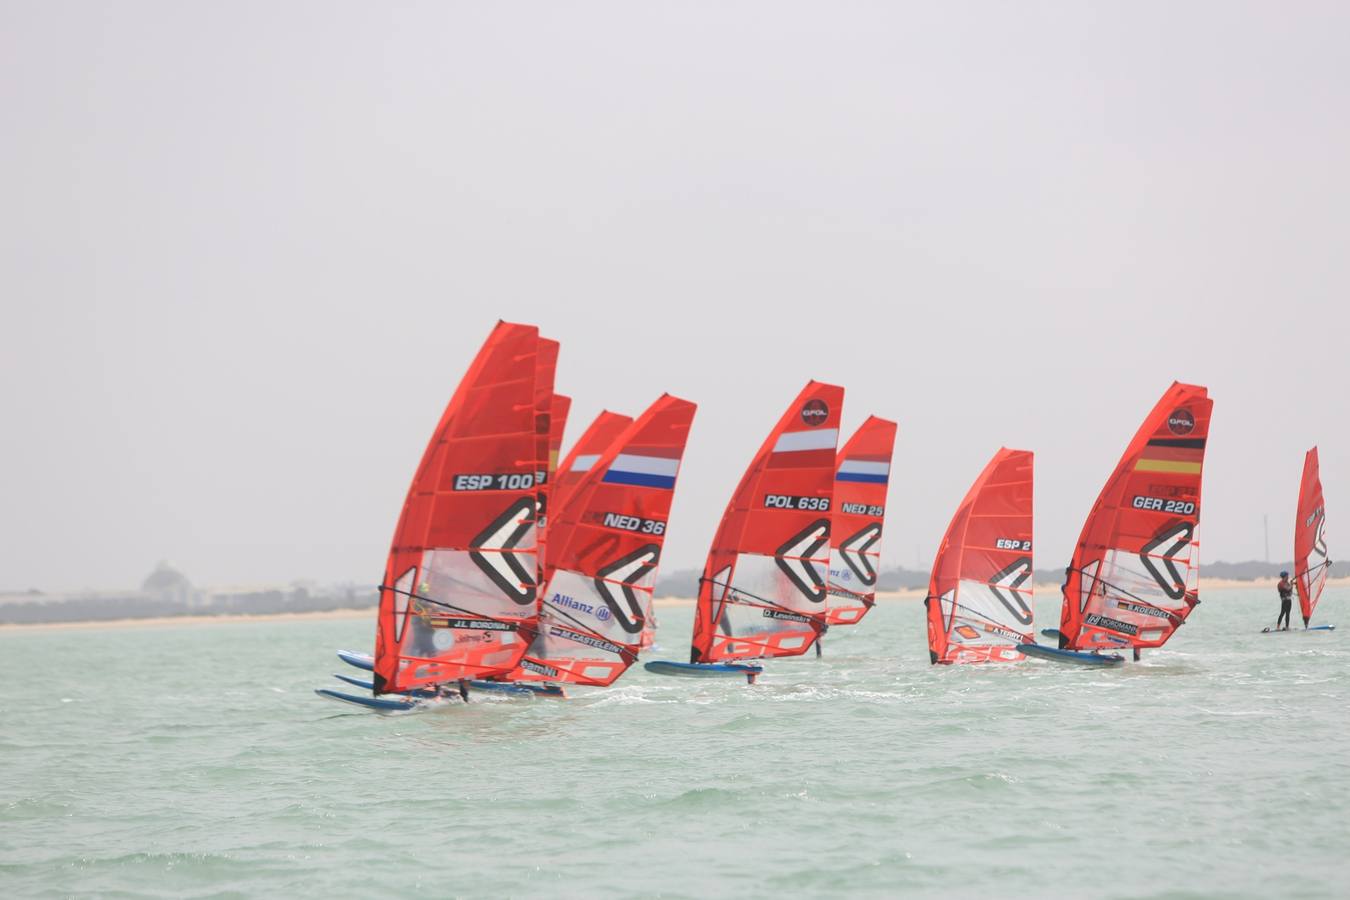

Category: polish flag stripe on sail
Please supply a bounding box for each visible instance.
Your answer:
[773,428,839,452]
[768,428,839,469]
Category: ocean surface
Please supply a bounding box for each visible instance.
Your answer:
[3,588,1347,899]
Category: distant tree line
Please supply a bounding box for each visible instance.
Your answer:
[0,585,377,625]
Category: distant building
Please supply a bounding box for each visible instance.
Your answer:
[0,563,376,625]
[141,561,197,607]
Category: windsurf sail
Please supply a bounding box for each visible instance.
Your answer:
[925,449,1034,664]
[550,410,634,521]
[372,321,552,694]
[1058,383,1213,653]
[826,416,898,626]
[1295,446,1330,625]
[691,381,844,663]
[508,394,697,686]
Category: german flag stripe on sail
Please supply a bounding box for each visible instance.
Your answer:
[1136,458,1203,474]
[1136,437,1205,474]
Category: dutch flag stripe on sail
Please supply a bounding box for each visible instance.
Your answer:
[773,428,840,454]
[603,453,680,489]
[837,459,890,483]
[570,454,601,472]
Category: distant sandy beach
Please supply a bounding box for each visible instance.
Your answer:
[3,578,1344,632]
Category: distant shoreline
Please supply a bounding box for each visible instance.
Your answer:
[0,607,375,633]
[1,578,1340,632]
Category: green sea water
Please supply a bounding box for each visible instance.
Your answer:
[3,588,1346,898]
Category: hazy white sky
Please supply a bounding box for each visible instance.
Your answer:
[3,1,1347,591]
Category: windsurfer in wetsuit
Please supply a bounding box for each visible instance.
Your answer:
[434,680,471,702]
[1276,571,1294,631]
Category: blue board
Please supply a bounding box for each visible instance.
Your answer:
[314,688,422,711]
[1039,628,1064,640]
[468,680,567,698]
[336,649,374,671]
[644,659,764,682]
[333,672,371,690]
[1016,643,1125,667]
[466,679,567,698]
[1261,624,1336,633]
[331,674,440,699]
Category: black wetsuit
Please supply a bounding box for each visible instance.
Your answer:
[1276,578,1294,630]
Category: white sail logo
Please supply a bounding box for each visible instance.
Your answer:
[775,519,830,604]
[1140,522,1193,601]
[594,544,660,635]
[470,497,538,605]
[987,556,1033,626]
[837,523,882,586]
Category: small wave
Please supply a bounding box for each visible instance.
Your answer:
[657,787,745,810]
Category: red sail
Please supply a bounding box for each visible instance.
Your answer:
[1059,383,1213,653]
[549,395,572,478]
[691,382,844,663]
[1295,446,1330,624]
[550,410,634,522]
[925,449,1034,664]
[826,416,898,626]
[531,340,560,580]
[509,395,697,686]
[373,322,553,693]
[536,386,570,574]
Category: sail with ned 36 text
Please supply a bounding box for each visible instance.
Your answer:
[508,395,696,686]
[547,408,662,649]
[1057,383,1213,656]
[825,416,898,626]
[691,381,844,663]
[372,321,554,694]
[1295,446,1331,626]
[926,448,1034,664]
